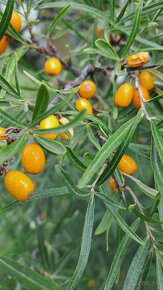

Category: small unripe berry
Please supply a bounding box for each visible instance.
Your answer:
[10,10,21,32]
[118,154,137,175]
[75,98,93,115]
[59,117,74,141]
[97,25,102,38]
[133,85,150,109]
[109,177,117,191]
[79,80,96,99]
[22,144,45,174]
[39,115,59,140]
[114,83,134,107]
[5,171,34,201]
[0,36,9,54]
[126,52,149,68]
[138,71,154,91]
[0,127,8,140]
[44,58,62,76]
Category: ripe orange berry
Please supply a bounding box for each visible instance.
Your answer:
[39,115,59,140]
[0,36,9,54]
[109,176,117,191]
[118,154,137,175]
[138,71,154,91]
[5,171,34,201]
[97,25,102,38]
[0,127,8,140]
[133,85,150,109]
[126,52,149,68]
[75,98,93,115]
[44,57,62,76]
[114,83,134,107]
[59,117,74,141]
[10,10,21,32]
[88,279,95,287]
[21,144,45,174]
[79,80,96,99]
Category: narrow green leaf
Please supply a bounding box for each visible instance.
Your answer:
[104,219,140,290]
[66,146,87,171]
[156,255,163,290]
[151,120,163,165]
[133,208,163,224]
[56,165,89,200]
[147,94,163,103]
[96,193,125,210]
[34,110,85,135]
[97,192,143,245]
[0,74,20,99]
[158,203,163,230]
[122,173,159,199]
[0,256,61,290]
[121,0,143,58]
[85,113,111,134]
[97,110,143,186]
[34,135,66,155]
[37,225,51,272]
[110,0,115,22]
[0,107,25,128]
[32,85,50,121]
[48,4,71,35]
[0,133,29,166]
[67,196,95,290]
[0,0,14,41]
[95,39,118,61]
[151,141,163,195]
[122,238,150,290]
[78,116,136,188]
[116,0,130,23]
[87,126,101,150]
[84,152,93,165]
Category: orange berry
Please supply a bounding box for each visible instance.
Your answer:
[21,144,45,174]
[109,176,117,191]
[39,115,59,140]
[114,83,134,107]
[118,154,137,175]
[97,25,102,38]
[0,127,8,140]
[75,98,93,115]
[59,117,74,141]
[0,36,9,54]
[79,80,96,99]
[10,10,21,32]
[138,71,154,91]
[5,171,34,201]
[44,57,62,76]
[133,85,150,109]
[88,279,95,287]
[126,52,149,68]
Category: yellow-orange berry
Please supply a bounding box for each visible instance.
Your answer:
[114,83,134,107]
[21,144,45,174]
[133,85,150,109]
[138,71,154,91]
[88,279,95,287]
[126,52,149,68]
[0,36,9,54]
[5,171,34,201]
[109,176,117,191]
[10,10,21,32]
[79,80,96,99]
[0,127,8,140]
[97,25,102,38]
[75,98,93,115]
[59,117,74,141]
[118,154,137,175]
[44,57,62,76]
[39,115,59,140]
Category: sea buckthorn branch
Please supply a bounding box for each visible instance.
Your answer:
[126,64,160,72]
[135,76,151,121]
[125,185,157,249]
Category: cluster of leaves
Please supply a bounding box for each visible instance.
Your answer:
[0,0,163,289]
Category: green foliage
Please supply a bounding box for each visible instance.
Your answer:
[0,0,162,289]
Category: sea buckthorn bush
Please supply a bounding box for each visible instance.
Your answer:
[0,1,162,289]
